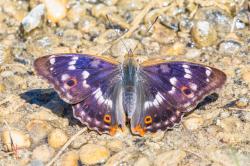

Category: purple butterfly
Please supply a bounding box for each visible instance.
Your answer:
[34,54,226,136]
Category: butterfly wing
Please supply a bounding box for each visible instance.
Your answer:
[130,61,226,136]
[34,54,126,134]
[34,54,119,104]
[72,81,125,135]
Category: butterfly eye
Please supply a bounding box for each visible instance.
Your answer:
[181,86,194,98]
[104,114,112,124]
[65,78,77,88]
[144,116,153,125]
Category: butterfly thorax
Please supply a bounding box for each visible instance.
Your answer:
[122,58,139,118]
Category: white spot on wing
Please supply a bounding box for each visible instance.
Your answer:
[94,88,102,99]
[170,77,177,85]
[97,96,105,104]
[80,110,85,117]
[182,64,189,68]
[82,70,90,79]
[184,74,192,79]
[189,83,197,91]
[184,68,192,74]
[61,74,70,81]
[68,65,76,70]
[144,101,150,109]
[168,87,176,94]
[69,60,77,65]
[170,116,176,122]
[82,80,90,88]
[72,56,79,60]
[104,99,112,108]
[155,92,164,103]
[49,58,55,64]
[153,99,159,107]
[206,68,212,76]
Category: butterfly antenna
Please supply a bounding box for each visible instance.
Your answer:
[146,16,159,34]
[132,16,159,55]
[105,14,133,57]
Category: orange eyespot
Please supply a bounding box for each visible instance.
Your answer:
[144,116,153,125]
[104,114,111,124]
[65,78,77,88]
[181,86,193,98]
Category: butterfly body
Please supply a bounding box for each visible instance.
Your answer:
[34,53,226,136]
[122,58,139,118]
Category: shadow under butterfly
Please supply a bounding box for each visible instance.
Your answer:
[33,53,226,136]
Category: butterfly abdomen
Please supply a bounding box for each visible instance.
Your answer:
[123,90,137,118]
[122,58,139,118]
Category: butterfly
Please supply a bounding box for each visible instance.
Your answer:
[34,53,226,136]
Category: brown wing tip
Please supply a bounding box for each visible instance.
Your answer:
[33,56,51,76]
[211,67,227,88]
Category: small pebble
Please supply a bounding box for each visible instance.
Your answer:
[21,4,45,32]
[60,150,79,166]
[152,23,177,44]
[117,0,144,11]
[154,150,186,166]
[100,0,119,6]
[191,20,217,48]
[104,148,137,166]
[67,4,86,23]
[48,129,68,149]
[78,16,97,33]
[62,29,82,47]
[0,83,6,93]
[217,117,241,132]
[235,97,249,108]
[141,38,160,56]
[242,70,250,84]
[183,115,204,131]
[185,48,201,59]
[91,4,117,18]
[1,130,31,151]
[134,157,151,166]
[71,135,87,149]
[44,0,67,23]
[208,148,250,166]
[26,119,52,144]
[218,38,241,55]
[106,139,124,152]
[79,144,110,165]
[164,42,186,56]
[0,45,11,66]
[30,160,44,166]
[32,144,55,162]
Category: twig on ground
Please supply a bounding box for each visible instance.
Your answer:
[46,128,87,166]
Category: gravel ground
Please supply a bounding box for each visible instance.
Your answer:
[0,0,250,166]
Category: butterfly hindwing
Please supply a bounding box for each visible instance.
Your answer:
[72,82,126,135]
[131,61,226,136]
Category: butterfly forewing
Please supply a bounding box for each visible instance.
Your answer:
[34,54,119,104]
[130,61,226,135]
